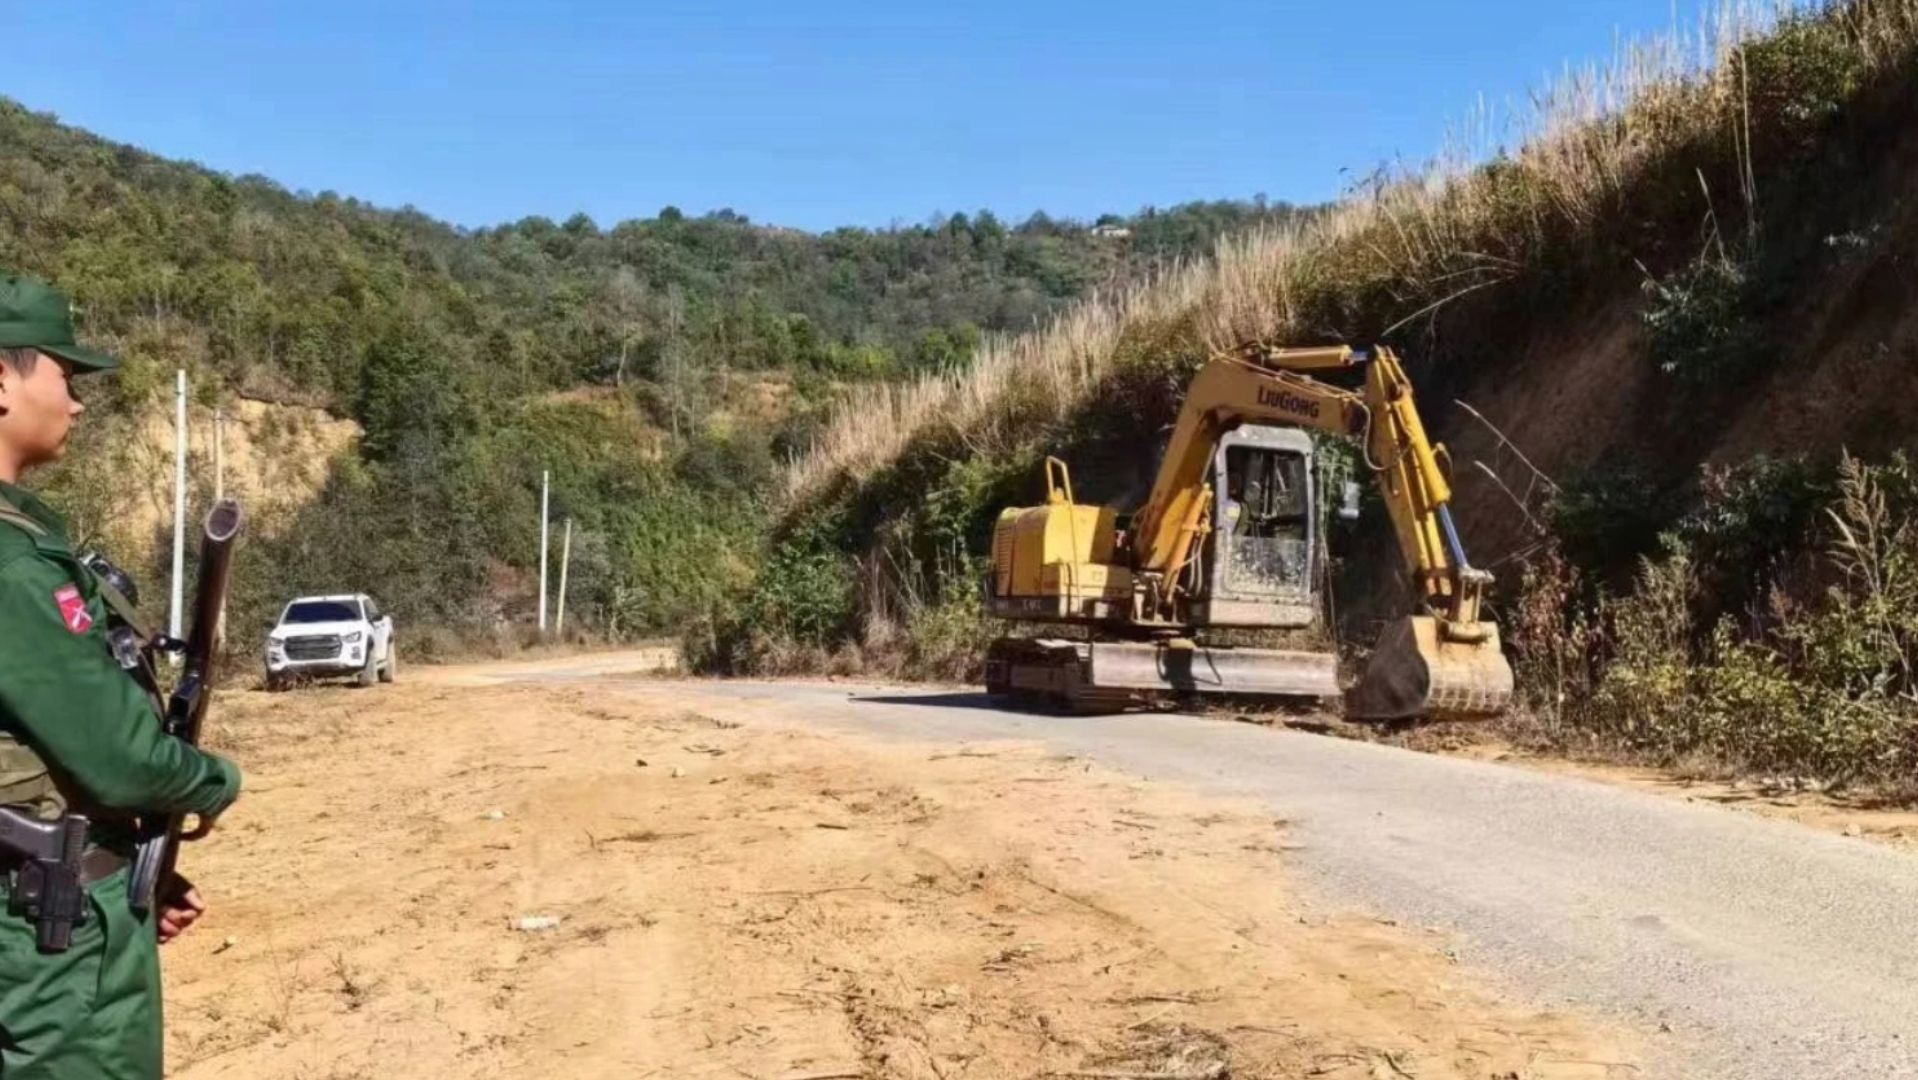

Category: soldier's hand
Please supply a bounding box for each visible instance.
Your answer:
[157,875,206,945]
[182,810,220,841]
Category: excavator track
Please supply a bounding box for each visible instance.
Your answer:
[983,638,1137,714]
[984,636,1341,715]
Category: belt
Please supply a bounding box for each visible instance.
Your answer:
[79,847,130,884]
[0,846,129,887]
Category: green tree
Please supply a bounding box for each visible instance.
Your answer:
[353,325,479,466]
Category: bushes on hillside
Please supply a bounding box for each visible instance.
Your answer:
[1639,245,1774,386]
[1513,453,1918,792]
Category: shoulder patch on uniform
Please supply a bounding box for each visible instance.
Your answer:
[53,583,91,634]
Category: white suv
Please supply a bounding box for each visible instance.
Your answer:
[264,593,396,691]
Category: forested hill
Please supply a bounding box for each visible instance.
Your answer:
[0,94,1311,413]
[0,93,1314,655]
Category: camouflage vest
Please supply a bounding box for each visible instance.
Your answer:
[0,495,157,820]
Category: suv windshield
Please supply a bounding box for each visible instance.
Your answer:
[281,600,360,625]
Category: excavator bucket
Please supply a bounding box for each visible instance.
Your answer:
[1345,615,1514,722]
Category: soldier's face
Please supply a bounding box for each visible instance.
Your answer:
[0,350,84,466]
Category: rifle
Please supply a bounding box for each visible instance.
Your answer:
[128,497,244,916]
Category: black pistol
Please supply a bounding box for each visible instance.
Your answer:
[0,807,89,952]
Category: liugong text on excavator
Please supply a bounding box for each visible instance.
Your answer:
[981,341,1515,723]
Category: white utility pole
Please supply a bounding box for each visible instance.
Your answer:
[538,470,550,636]
[168,369,187,656]
[213,407,225,500]
[555,518,572,638]
[212,407,227,655]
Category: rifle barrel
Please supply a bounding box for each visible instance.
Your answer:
[182,499,243,668]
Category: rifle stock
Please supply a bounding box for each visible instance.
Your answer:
[128,498,244,915]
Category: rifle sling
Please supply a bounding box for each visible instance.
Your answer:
[0,494,155,642]
[93,576,154,643]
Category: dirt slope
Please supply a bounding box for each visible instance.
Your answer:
[160,672,1644,1080]
[112,394,358,560]
[1441,108,1918,568]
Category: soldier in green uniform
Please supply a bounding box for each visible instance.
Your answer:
[0,274,243,1078]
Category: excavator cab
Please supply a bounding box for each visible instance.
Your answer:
[1191,425,1321,630]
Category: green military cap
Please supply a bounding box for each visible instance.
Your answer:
[0,274,120,372]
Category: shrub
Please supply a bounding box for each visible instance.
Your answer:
[1584,542,1701,755]
[748,531,857,647]
[1547,460,1688,578]
[1516,452,1918,792]
[1739,12,1867,161]
[1639,245,1773,386]
[1674,454,1836,627]
[898,548,993,682]
[1509,541,1604,739]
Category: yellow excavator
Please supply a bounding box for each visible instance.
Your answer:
[982,341,1514,722]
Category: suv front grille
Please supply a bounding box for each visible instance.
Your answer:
[285,634,342,661]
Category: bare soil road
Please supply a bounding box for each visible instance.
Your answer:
[161,651,1918,1080]
[643,677,1918,1080]
[163,654,1645,1080]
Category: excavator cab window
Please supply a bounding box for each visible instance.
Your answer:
[1223,446,1308,539]
[1206,426,1316,612]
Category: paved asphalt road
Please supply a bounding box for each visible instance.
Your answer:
[489,664,1918,1080]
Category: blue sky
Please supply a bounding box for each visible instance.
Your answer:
[10,0,1708,233]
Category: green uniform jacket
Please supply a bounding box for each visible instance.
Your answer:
[0,480,239,823]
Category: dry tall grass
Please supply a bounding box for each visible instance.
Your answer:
[782,0,1914,515]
